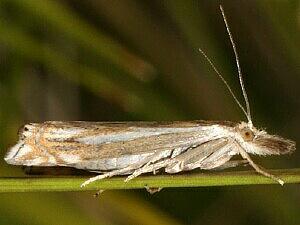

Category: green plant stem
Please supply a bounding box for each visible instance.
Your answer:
[0,168,299,193]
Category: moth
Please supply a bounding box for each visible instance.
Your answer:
[4,6,295,188]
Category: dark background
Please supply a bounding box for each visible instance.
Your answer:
[0,1,299,225]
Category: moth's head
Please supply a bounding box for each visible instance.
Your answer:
[235,122,296,155]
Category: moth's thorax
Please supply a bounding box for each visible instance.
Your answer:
[234,121,295,155]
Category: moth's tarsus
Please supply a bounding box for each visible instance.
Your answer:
[145,186,163,194]
[93,189,105,197]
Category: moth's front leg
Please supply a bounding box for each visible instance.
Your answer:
[234,141,284,185]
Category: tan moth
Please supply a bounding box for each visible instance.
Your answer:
[4,6,295,188]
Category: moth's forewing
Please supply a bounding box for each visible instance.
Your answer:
[5,121,236,171]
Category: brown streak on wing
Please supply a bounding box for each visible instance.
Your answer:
[41,131,212,160]
[44,120,236,129]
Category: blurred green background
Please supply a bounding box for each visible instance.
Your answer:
[0,0,299,225]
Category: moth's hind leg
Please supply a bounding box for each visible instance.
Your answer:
[81,163,147,187]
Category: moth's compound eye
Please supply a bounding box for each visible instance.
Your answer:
[240,128,254,141]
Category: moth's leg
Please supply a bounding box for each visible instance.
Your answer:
[94,189,105,198]
[212,159,248,170]
[145,186,163,194]
[235,141,284,185]
[165,138,231,173]
[144,149,173,167]
[125,158,171,182]
[81,165,138,187]
[196,154,233,170]
[124,149,176,181]
[81,150,173,187]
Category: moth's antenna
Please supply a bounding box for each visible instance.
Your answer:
[219,5,252,124]
[198,48,248,119]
